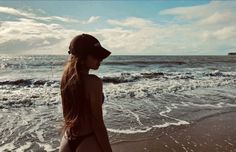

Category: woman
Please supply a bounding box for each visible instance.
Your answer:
[59,34,113,152]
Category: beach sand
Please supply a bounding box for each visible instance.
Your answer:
[111,112,236,152]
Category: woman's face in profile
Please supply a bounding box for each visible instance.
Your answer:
[85,54,102,70]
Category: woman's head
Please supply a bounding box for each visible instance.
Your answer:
[68,33,111,62]
[68,33,111,71]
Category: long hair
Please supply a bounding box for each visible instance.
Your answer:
[60,55,86,138]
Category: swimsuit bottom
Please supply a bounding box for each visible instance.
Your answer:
[68,132,94,151]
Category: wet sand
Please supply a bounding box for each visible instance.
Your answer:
[111,112,236,152]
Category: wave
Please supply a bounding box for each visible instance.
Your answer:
[102,71,235,84]
[0,62,65,70]
[203,70,231,77]
[0,93,59,109]
[107,106,190,134]
[1,70,234,86]
[107,119,189,134]
[0,99,34,109]
[103,61,186,65]
[0,79,58,86]
[102,72,165,83]
[0,72,166,86]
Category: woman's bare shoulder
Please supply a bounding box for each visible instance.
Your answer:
[87,74,101,80]
[88,74,102,82]
[84,74,102,88]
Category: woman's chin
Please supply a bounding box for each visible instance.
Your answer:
[91,66,99,70]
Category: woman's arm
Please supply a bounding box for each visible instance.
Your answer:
[88,76,112,152]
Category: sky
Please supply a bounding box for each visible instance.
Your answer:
[0,0,236,55]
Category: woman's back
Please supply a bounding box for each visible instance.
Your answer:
[76,74,104,136]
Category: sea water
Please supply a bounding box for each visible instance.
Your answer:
[0,55,236,151]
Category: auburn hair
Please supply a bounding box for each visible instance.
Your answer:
[60,55,87,139]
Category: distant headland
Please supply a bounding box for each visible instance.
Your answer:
[228,52,236,55]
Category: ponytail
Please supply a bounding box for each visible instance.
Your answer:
[60,54,87,138]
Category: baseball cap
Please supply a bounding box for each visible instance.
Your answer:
[68,34,111,60]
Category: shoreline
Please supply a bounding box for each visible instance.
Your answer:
[111,111,236,152]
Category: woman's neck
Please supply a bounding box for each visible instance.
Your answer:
[80,68,89,75]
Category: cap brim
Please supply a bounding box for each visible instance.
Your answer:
[92,47,111,60]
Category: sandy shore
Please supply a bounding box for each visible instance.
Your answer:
[111,112,236,152]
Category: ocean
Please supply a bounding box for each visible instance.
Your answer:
[0,55,236,151]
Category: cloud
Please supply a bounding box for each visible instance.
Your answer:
[0,7,101,54]
[160,1,236,19]
[82,16,100,24]
[36,16,78,23]
[198,11,236,26]
[1,1,236,55]
[0,6,78,23]
[107,17,155,28]
[94,26,162,55]
[99,1,236,55]
[203,26,236,41]
[0,14,80,54]
[0,6,34,17]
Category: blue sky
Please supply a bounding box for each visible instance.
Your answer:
[0,0,235,55]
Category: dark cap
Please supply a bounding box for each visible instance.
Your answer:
[68,33,111,60]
